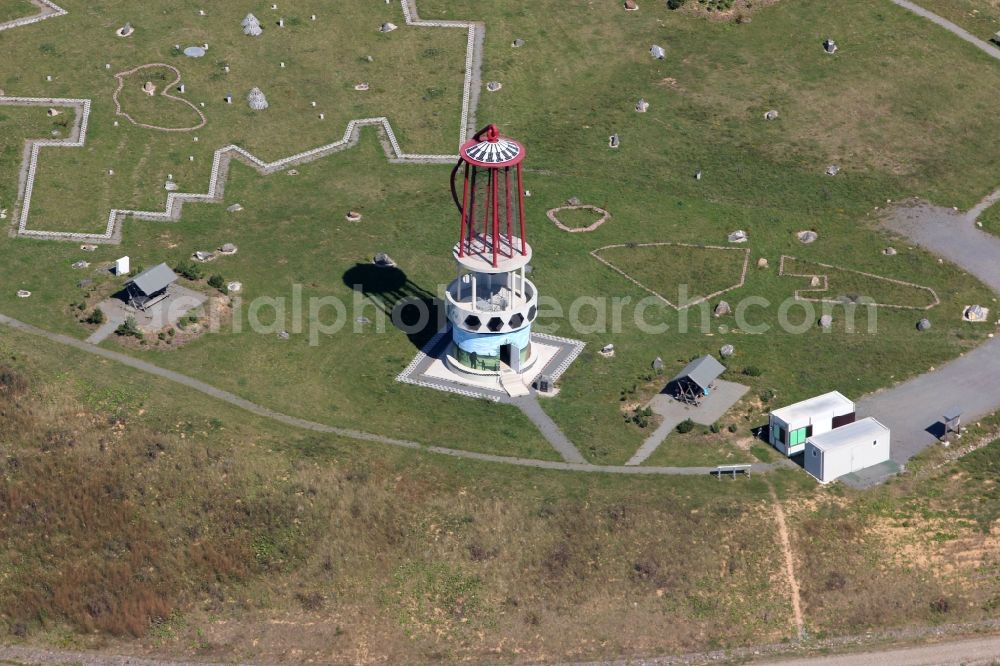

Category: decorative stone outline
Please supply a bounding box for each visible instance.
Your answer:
[534,332,586,380]
[778,255,940,310]
[3,0,484,243]
[590,242,751,310]
[0,0,66,32]
[112,64,207,132]
[546,204,611,233]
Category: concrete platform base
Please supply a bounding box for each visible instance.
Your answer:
[397,329,584,401]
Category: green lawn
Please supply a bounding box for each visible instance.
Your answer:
[592,243,748,307]
[0,0,467,233]
[980,200,1000,237]
[780,256,941,309]
[0,0,999,466]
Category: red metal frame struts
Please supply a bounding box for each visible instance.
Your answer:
[516,163,526,255]
[458,162,470,257]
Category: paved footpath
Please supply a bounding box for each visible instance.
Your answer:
[891,0,1000,62]
[0,312,773,477]
[859,193,1000,464]
[751,634,1000,666]
[511,395,587,463]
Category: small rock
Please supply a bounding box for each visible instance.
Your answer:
[80,244,98,252]
[823,38,838,54]
[757,257,769,269]
[219,243,238,255]
[71,260,90,269]
[624,0,638,10]
[599,343,615,357]
[810,276,822,287]
[227,203,243,213]
[193,251,215,262]
[373,252,396,267]
[727,230,748,243]
[355,316,371,325]
[720,344,735,358]
[714,301,731,317]
[652,356,664,371]
[650,45,666,60]
[16,290,31,298]
[227,281,243,293]
[278,330,290,340]
[825,164,840,176]
[511,38,525,48]
[796,230,818,244]
[819,314,833,328]
[486,81,503,92]
[883,247,897,256]
[916,318,931,331]
[763,109,779,121]
[964,304,988,322]
[354,82,370,91]
[695,170,703,180]
[608,134,620,149]
[287,169,299,176]
[345,211,363,222]
[379,21,397,32]
[567,196,582,206]
[165,180,178,191]
[635,98,649,113]
[47,108,61,117]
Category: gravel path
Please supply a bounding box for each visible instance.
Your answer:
[859,192,1000,464]
[0,313,774,476]
[890,0,1000,62]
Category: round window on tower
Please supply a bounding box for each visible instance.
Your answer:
[464,315,482,330]
[509,313,525,328]
[527,305,537,321]
[487,317,504,332]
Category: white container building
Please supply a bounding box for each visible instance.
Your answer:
[804,417,891,484]
[768,390,855,456]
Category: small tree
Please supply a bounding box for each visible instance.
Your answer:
[666,0,687,9]
[676,418,695,434]
[115,316,142,338]
[208,273,226,291]
[85,308,105,325]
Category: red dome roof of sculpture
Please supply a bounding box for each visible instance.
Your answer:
[459,124,525,168]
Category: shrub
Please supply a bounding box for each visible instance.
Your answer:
[667,0,687,8]
[173,260,203,281]
[727,423,738,433]
[742,366,762,377]
[759,389,775,403]
[208,273,226,290]
[85,309,105,325]
[710,423,721,434]
[676,419,695,434]
[114,316,142,338]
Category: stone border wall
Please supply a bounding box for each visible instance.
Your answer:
[2,0,484,243]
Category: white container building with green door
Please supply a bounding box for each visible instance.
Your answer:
[768,391,855,456]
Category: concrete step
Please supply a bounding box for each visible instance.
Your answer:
[499,365,530,398]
